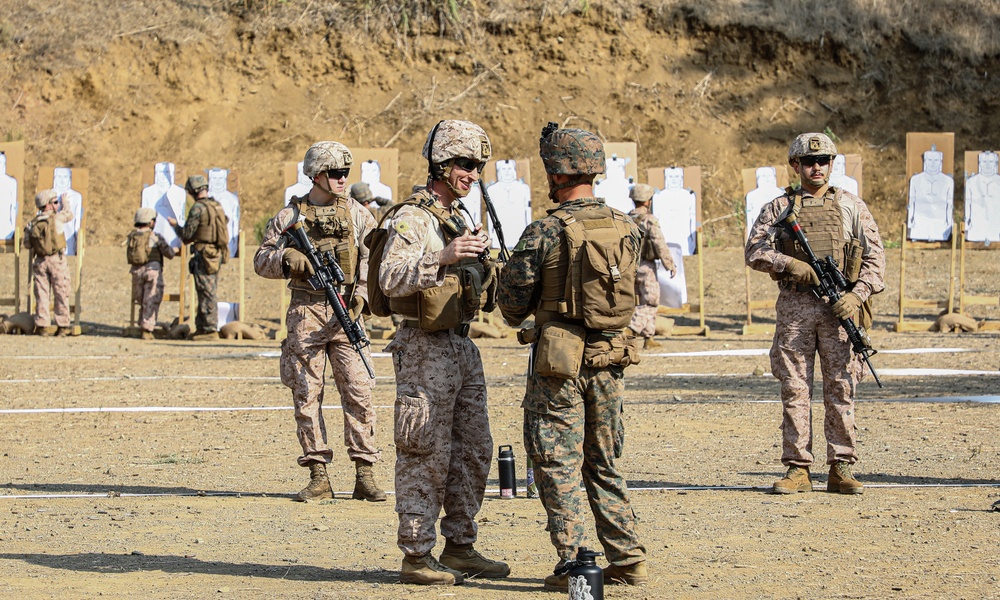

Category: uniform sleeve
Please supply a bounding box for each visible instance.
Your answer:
[645,214,675,272]
[253,206,297,280]
[155,233,176,259]
[177,203,203,243]
[744,196,795,275]
[351,200,378,303]
[54,206,74,226]
[378,206,446,297]
[498,221,547,327]
[849,197,886,302]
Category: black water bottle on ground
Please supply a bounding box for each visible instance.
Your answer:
[567,547,604,600]
[498,445,516,498]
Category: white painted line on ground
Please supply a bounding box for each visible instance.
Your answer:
[0,405,395,414]
[879,368,999,376]
[644,347,973,358]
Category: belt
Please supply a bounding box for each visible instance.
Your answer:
[291,288,327,302]
[778,280,814,293]
[401,319,470,338]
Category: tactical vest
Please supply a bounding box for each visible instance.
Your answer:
[630,211,660,261]
[537,203,640,331]
[778,187,848,274]
[126,230,162,266]
[287,196,359,296]
[27,214,66,257]
[193,198,228,246]
[385,192,491,330]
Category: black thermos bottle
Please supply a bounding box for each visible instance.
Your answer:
[498,444,516,498]
[567,547,604,600]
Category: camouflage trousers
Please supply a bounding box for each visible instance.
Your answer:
[628,261,660,337]
[385,325,492,557]
[32,253,71,328]
[770,288,864,467]
[190,255,218,333]
[131,262,165,332]
[522,366,647,567]
[280,297,379,467]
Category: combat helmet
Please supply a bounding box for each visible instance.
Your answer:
[303,141,353,178]
[35,189,58,209]
[423,120,492,178]
[788,133,837,162]
[539,126,606,176]
[349,182,373,204]
[134,207,157,225]
[629,183,654,204]
[185,174,209,196]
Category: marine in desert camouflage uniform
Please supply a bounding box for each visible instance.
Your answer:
[168,174,228,339]
[254,141,385,504]
[498,125,648,591]
[627,183,676,349]
[745,132,885,495]
[128,207,175,339]
[25,189,74,336]
[377,120,508,586]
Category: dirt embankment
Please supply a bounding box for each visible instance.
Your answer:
[3,2,1000,247]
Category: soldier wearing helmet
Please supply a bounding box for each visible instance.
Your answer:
[746,132,885,496]
[126,207,175,340]
[253,140,386,505]
[375,120,507,586]
[24,189,74,336]
[349,181,382,218]
[167,174,229,340]
[498,124,648,591]
[626,183,676,350]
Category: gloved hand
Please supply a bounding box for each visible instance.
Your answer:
[282,248,314,278]
[784,258,820,286]
[832,292,863,320]
[349,295,367,321]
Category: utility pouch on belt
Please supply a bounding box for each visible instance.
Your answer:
[843,239,863,283]
[534,321,586,379]
[583,332,643,369]
[201,244,222,275]
[417,274,464,332]
[517,327,538,345]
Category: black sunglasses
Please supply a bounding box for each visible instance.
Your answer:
[799,155,832,167]
[325,168,350,180]
[453,157,487,173]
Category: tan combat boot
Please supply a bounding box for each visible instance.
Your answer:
[55,326,71,337]
[400,554,464,586]
[643,337,662,350]
[543,560,570,592]
[296,462,333,502]
[439,541,510,579]
[190,330,219,341]
[828,461,864,494]
[140,331,155,341]
[351,460,386,502]
[604,561,649,585]
[773,465,812,494]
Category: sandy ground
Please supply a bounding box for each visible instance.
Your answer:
[1,246,998,599]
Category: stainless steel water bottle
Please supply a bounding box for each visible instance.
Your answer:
[567,547,604,600]
[498,444,516,498]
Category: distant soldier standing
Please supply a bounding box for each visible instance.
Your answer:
[25,189,74,336]
[377,120,508,585]
[627,183,676,350]
[745,132,885,495]
[254,141,385,503]
[127,207,175,340]
[498,125,648,591]
[168,175,228,340]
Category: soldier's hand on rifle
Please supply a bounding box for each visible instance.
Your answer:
[832,292,863,320]
[348,295,366,321]
[282,248,314,278]
[440,233,487,266]
[784,258,820,286]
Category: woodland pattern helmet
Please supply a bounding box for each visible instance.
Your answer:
[35,189,58,209]
[539,127,606,175]
[350,182,373,203]
[629,183,655,204]
[303,141,353,178]
[134,207,157,225]
[788,133,838,161]
[185,174,209,196]
[422,120,492,166]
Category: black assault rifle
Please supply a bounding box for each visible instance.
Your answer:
[479,183,511,263]
[780,204,883,388]
[283,220,376,379]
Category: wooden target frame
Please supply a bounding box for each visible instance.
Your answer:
[957,149,1000,331]
[0,141,25,314]
[741,164,789,335]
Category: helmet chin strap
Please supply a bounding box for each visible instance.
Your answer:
[311,175,348,199]
[546,174,588,202]
[434,162,472,199]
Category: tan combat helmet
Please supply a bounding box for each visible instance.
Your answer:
[303,141,353,178]
[422,120,492,176]
[629,183,655,204]
[134,207,157,225]
[350,182,373,204]
[185,174,209,197]
[788,133,838,162]
[35,189,58,209]
[539,127,606,176]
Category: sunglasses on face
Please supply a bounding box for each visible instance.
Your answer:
[325,168,350,180]
[799,155,832,167]
[452,157,487,173]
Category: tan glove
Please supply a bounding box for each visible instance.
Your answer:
[784,258,820,286]
[832,292,863,320]
[348,295,367,321]
[282,248,314,278]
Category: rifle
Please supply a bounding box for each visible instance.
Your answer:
[479,183,511,263]
[780,200,883,388]
[283,220,376,379]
